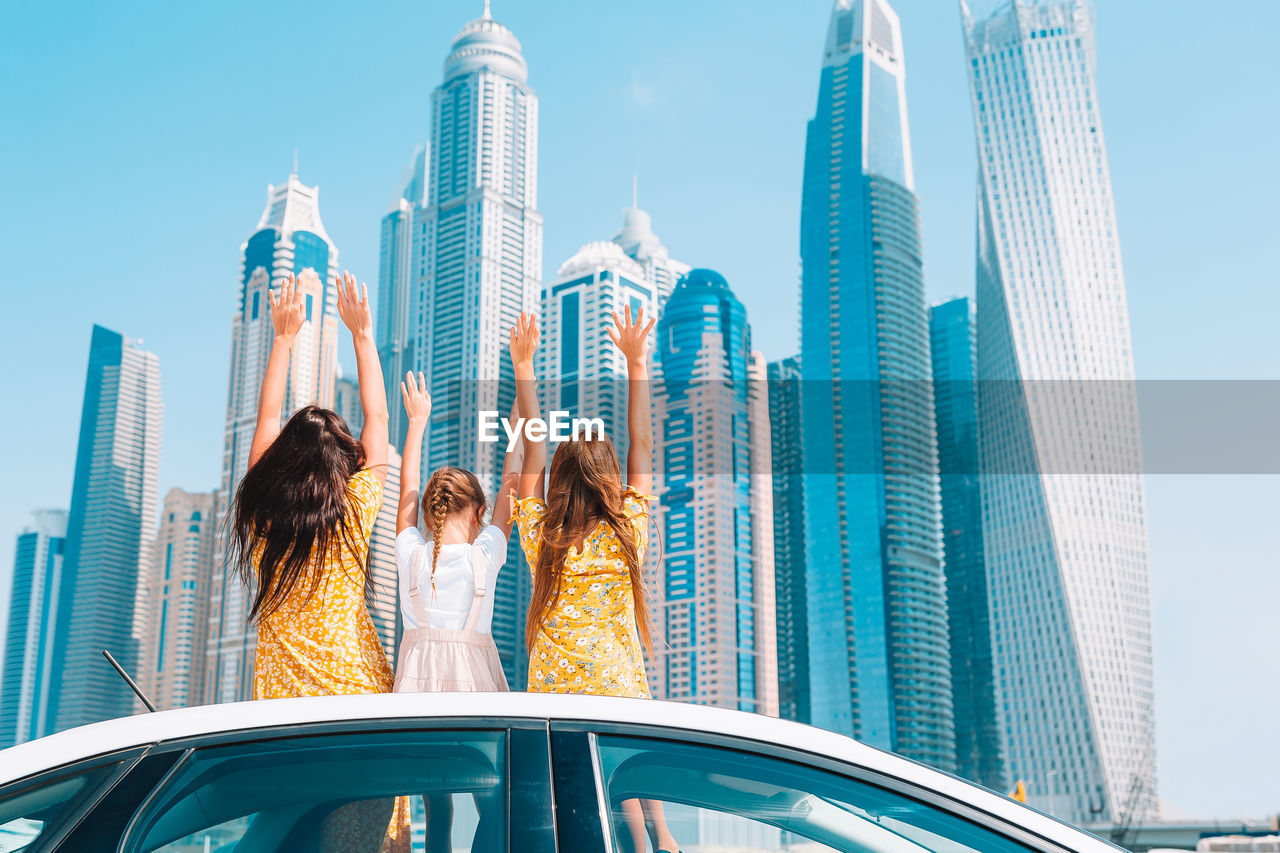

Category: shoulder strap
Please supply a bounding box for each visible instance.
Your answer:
[461,543,488,633]
[407,542,433,628]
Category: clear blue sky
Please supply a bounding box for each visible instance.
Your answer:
[1,0,1276,819]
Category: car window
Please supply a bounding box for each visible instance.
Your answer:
[126,730,506,853]
[0,758,125,852]
[594,735,1037,853]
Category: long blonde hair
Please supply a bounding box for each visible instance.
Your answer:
[525,434,653,655]
[422,467,486,578]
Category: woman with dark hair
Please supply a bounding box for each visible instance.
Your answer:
[228,271,402,851]
[229,270,392,701]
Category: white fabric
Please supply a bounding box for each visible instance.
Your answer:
[395,525,507,633]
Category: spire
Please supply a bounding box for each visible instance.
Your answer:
[291,148,298,178]
[483,0,491,18]
[632,174,638,209]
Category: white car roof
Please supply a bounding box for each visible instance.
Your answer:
[0,693,1117,852]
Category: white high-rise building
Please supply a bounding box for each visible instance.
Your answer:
[139,489,217,711]
[334,370,363,436]
[367,446,403,662]
[612,189,689,306]
[539,240,659,447]
[404,6,542,683]
[962,0,1155,824]
[207,171,341,704]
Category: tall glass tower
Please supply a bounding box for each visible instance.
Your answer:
[51,325,163,733]
[766,356,806,724]
[962,0,1155,824]
[1,509,67,746]
[411,6,541,684]
[652,270,778,715]
[377,148,426,452]
[930,297,1004,790]
[797,0,954,770]
[208,172,340,704]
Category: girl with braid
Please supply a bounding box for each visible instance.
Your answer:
[392,373,522,853]
[393,372,521,692]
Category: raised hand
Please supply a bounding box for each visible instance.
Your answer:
[335,271,373,339]
[270,273,305,340]
[400,371,431,425]
[509,312,539,368]
[609,304,656,363]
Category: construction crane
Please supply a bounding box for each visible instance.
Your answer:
[1110,744,1154,849]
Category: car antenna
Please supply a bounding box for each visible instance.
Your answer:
[102,649,157,712]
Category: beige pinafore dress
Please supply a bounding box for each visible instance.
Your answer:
[393,542,510,693]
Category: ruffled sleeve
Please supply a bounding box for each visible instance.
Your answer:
[346,468,384,540]
[621,486,655,556]
[512,495,548,576]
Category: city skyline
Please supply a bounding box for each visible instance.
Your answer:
[2,0,1280,819]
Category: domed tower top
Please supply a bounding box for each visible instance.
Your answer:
[444,1,527,84]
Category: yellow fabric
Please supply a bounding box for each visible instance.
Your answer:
[252,468,394,700]
[515,487,652,698]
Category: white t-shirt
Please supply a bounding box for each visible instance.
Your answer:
[395,525,507,633]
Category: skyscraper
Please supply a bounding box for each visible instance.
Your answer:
[1,510,67,746]
[50,324,163,733]
[409,6,541,684]
[797,0,954,770]
[208,171,340,704]
[377,148,426,452]
[138,489,217,712]
[612,188,690,306]
[334,371,363,436]
[930,297,1004,790]
[539,240,659,445]
[766,356,807,724]
[651,269,778,716]
[962,0,1155,823]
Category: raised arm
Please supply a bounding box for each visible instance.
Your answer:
[489,395,525,538]
[248,274,305,469]
[337,272,389,485]
[398,372,431,535]
[509,313,545,500]
[610,305,657,497]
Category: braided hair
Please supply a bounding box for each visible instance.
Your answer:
[422,467,487,593]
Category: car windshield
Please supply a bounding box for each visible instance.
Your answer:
[0,759,124,852]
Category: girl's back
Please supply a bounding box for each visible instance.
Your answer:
[515,486,652,697]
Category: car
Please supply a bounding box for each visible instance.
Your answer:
[0,692,1123,853]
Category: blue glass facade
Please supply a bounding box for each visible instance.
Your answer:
[930,297,1005,789]
[656,270,760,710]
[767,357,807,723]
[796,0,954,770]
[0,520,65,747]
[49,325,162,733]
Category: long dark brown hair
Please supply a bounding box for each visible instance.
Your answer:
[229,405,368,623]
[525,434,653,655]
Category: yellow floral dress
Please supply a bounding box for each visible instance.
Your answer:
[253,468,394,699]
[514,487,652,698]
